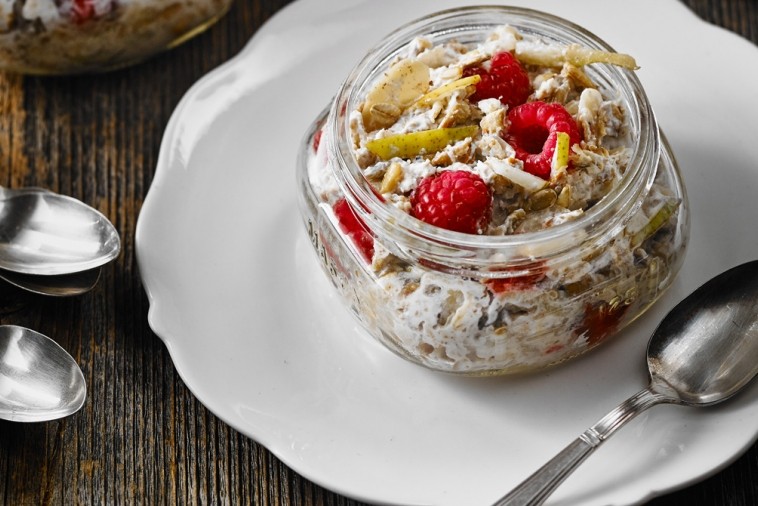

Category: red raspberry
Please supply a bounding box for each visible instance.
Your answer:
[333,198,374,262]
[312,129,323,152]
[411,170,492,234]
[504,101,582,179]
[485,262,547,294]
[576,302,630,346]
[463,51,531,108]
[70,0,97,23]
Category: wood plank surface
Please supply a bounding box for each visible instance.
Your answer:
[0,0,755,504]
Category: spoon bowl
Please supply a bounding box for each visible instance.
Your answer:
[0,267,102,297]
[494,260,758,506]
[647,263,758,405]
[0,188,120,275]
[0,325,86,422]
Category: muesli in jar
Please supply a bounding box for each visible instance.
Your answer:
[0,0,231,73]
[298,7,688,375]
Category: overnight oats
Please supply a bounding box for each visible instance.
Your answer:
[296,6,689,375]
[0,0,231,73]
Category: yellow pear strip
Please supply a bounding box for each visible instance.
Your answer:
[366,125,479,160]
[630,200,680,247]
[516,43,638,70]
[550,131,570,181]
[414,74,481,107]
[565,44,638,69]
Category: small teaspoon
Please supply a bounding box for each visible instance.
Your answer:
[0,187,120,275]
[0,325,86,422]
[493,260,758,506]
[0,267,101,297]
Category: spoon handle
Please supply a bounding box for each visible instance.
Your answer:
[492,387,667,506]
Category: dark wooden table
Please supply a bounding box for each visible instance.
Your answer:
[0,0,755,504]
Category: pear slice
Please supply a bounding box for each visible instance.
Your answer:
[362,59,431,131]
[414,74,481,107]
[516,42,638,70]
[630,199,680,247]
[564,44,639,69]
[366,125,479,160]
[550,131,570,181]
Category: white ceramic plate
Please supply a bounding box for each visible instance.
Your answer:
[135,0,758,504]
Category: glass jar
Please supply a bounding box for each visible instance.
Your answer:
[0,0,232,74]
[297,6,689,375]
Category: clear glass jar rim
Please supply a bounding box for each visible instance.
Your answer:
[329,5,659,259]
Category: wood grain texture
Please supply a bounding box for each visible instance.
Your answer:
[0,1,755,505]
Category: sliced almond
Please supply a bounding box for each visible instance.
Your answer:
[486,158,547,194]
[556,185,572,208]
[380,162,404,193]
[362,59,431,131]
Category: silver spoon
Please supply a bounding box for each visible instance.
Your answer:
[0,325,86,422]
[0,266,101,297]
[0,187,120,275]
[493,260,758,506]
